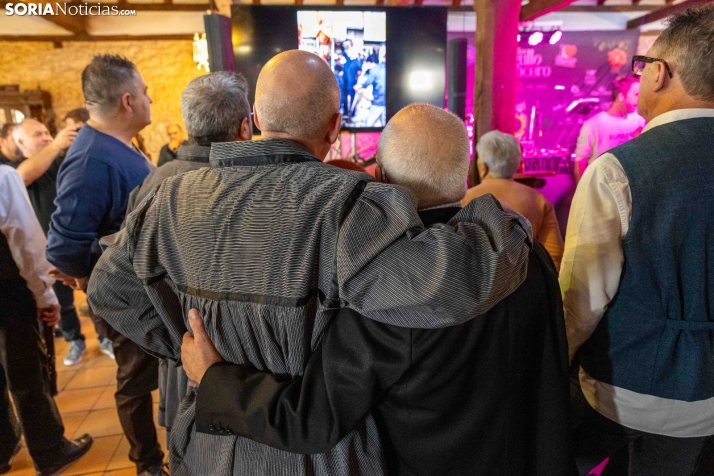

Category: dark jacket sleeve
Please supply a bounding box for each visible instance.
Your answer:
[336,183,533,328]
[195,308,411,454]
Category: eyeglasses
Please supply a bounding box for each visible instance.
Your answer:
[632,55,673,78]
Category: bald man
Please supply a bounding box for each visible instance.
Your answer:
[88,51,533,475]
[157,123,185,167]
[178,105,572,476]
[8,120,89,365]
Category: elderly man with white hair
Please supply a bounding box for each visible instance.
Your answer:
[173,103,572,476]
[463,130,564,270]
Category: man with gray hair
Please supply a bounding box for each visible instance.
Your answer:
[88,50,532,475]
[125,71,253,442]
[562,6,714,475]
[463,130,563,269]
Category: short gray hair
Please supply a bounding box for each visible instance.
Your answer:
[654,5,714,102]
[379,104,469,209]
[181,72,251,146]
[476,131,521,179]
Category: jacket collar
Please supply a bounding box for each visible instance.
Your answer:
[209,138,319,168]
[418,206,462,227]
[177,144,211,163]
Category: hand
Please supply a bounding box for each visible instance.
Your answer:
[182,308,223,384]
[37,304,61,326]
[51,128,78,152]
[49,269,88,290]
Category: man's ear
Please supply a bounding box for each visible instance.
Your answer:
[121,92,133,114]
[238,116,253,141]
[252,104,261,131]
[477,159,489,179]
[327,113,342,145]
[653,61,668,93]
[375,164,389,184]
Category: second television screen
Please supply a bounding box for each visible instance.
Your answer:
[297,11,386,128]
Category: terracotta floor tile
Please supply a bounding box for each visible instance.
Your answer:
[73,408,123,439]
[93,386,117,410]
[3,445,36,476]
[65,366,117,391]
[58,435,122,476]
[104,437,133,472]
[61,411,90,441]
[102,468,136,475]
[55,387,106,414]
[57,369,79,392]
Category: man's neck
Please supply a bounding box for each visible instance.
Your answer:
[483,175,513,181]
[607,101,628,118]
[645,97,714,122]
[86,118,138,148]
[0,147,20,161]
[260,131,324,160]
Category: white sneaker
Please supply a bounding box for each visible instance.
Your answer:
[63,340,86,366]
[99,338,115,360]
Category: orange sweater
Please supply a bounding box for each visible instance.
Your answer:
[463,178,563,270]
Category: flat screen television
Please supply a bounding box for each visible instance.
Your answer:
[232,5,447,132]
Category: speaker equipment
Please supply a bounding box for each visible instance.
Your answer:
[447,38,467,120]
[204,13,235,73]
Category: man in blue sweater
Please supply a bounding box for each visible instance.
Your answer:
[46,55,166,476]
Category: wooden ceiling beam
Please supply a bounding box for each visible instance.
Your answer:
[0,34,194,42]
[521,0,578,21]
[627,0,714,28]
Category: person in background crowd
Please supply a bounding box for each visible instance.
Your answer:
[355,54,386,127]
[0,164,92,475]
[7,119,95,366]
[63,108,90,131]
[573,76,646,182]
[463,130,564,270]
[157,123,185,167]
[179,104,572,476]
[0,124,21,163]
[87,49,531,475]
[125,71,253,445]
[46,55,166,476]
[561,6,714,475]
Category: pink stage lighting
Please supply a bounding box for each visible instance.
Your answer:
[528,31,543,46]
[549,30,563,45]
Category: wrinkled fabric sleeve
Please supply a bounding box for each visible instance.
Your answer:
[47,158,116,278]
[87,189,181,359]
[0,167,58,308]
[195,308,411,454]
[336,183,532,328]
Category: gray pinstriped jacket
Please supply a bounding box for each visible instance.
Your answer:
[88,138,532,476]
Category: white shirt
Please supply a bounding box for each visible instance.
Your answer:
[0,165,57,308]
[575,111,647,165]
[560,108,714,438]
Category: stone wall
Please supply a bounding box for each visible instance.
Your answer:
[0,40,204,164]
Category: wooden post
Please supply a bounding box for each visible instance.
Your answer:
[473,0,521,140]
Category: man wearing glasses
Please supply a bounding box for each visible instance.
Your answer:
[561,6,714,475]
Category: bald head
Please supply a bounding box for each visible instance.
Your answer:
[13,119,53,157]
[255,50,340,143]
[379,104,469,209]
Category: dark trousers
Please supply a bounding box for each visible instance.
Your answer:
[53,281,84,342]
[574,401,707,476]
[90,308,163,472]
[0,280,65,468]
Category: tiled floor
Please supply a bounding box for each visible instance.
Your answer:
[5,292,166,476]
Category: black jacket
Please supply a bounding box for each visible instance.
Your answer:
[196,206,572,476]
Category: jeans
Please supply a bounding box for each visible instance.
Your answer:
[0,280,65,468]
[53,281,85,343]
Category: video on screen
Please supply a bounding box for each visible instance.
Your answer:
[297,11,386,129]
